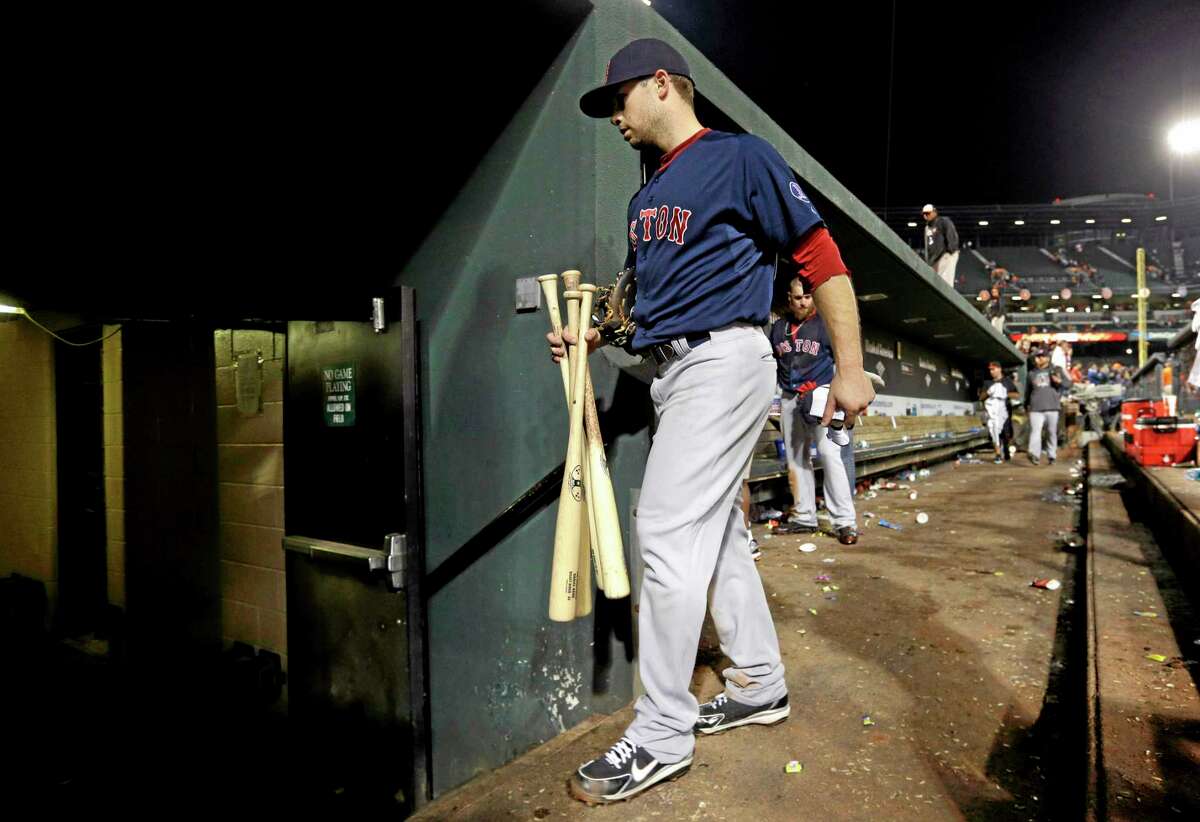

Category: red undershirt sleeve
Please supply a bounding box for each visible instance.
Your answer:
[789,226,850,292]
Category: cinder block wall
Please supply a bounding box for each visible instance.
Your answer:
[102,325,124,607]
[214,329,287,667]
[0,320,58,620]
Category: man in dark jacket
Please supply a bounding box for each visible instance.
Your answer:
[1025,348,1070,465]
[922,204,959,287]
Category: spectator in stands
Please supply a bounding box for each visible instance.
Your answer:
[986,286,1006,332]
[1069,360,1085,384]
[922,204,960,287]
[1025,348,1069,465]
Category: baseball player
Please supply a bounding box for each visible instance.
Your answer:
[770,277,858,544]
[548,38,874,803]
[980,361,1018,463]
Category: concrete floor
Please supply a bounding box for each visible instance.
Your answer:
[415,451,1094,820]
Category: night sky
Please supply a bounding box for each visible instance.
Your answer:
[652,0,1200,208]
[6,1,1198,305]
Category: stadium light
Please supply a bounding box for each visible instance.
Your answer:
[1126,348,1134,355]
[1014,220,1025,226]
[1156,215,1168,221]
[1085,218,1096,224]
[1167,118,1200,200]
[1050,219,1061,225]
[1121,217,1132,223]
[978,220,989,226]
[1167,118,1200,155]
[907,221,918,227]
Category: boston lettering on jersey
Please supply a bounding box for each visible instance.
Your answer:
[630,206,693,246]
[769,313,835,393]
[775,337,824,356]
[625,129,823,349]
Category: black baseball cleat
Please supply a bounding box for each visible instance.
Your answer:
[569,737,692,804]
[779,518,819,535]
[694,693,790,735]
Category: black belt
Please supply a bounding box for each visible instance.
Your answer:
[646,332,710,365]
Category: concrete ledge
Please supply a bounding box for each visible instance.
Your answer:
[1085,442,1200,819]
[1102,432,1200,604]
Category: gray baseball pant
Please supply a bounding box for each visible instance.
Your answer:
[933,250,960,288]
[1028,410,1059,460]
[781,393,857,529]
[626,324,786,764]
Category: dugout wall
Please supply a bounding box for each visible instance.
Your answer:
[392,0,1021,798]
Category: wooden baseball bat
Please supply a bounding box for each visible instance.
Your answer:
[582,370,630,599]
[537,274,573,406]
[560,273,608,598]
[562,284,594,617]
[540,274,603,608]
[561,272,630,600]
[548,286,594,621]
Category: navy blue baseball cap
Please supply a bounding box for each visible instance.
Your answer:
[579,38,693,118]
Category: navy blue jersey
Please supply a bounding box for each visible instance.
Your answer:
[624,129,823,348]
[769,314,834,392]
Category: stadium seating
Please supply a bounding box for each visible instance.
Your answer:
[951,245,1156,297]
[956,247,993,294]
[1074,245,1138,291]
[969,246,1072,293]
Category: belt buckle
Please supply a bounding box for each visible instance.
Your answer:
[651,343,672,365]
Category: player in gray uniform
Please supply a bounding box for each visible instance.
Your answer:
[548,39,874,804]
[770,277,859,544]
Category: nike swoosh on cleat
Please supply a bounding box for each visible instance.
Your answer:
[630,759,657,782]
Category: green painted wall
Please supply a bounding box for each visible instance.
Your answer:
[395,12,651,795]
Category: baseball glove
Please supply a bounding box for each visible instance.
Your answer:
[591,266,638,353]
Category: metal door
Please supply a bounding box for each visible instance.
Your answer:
[282,288,429,812]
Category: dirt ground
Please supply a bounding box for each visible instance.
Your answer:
[416,450,1090,821]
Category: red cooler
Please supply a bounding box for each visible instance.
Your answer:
[1125,416,1198,466]
[1120,399,1168,437]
